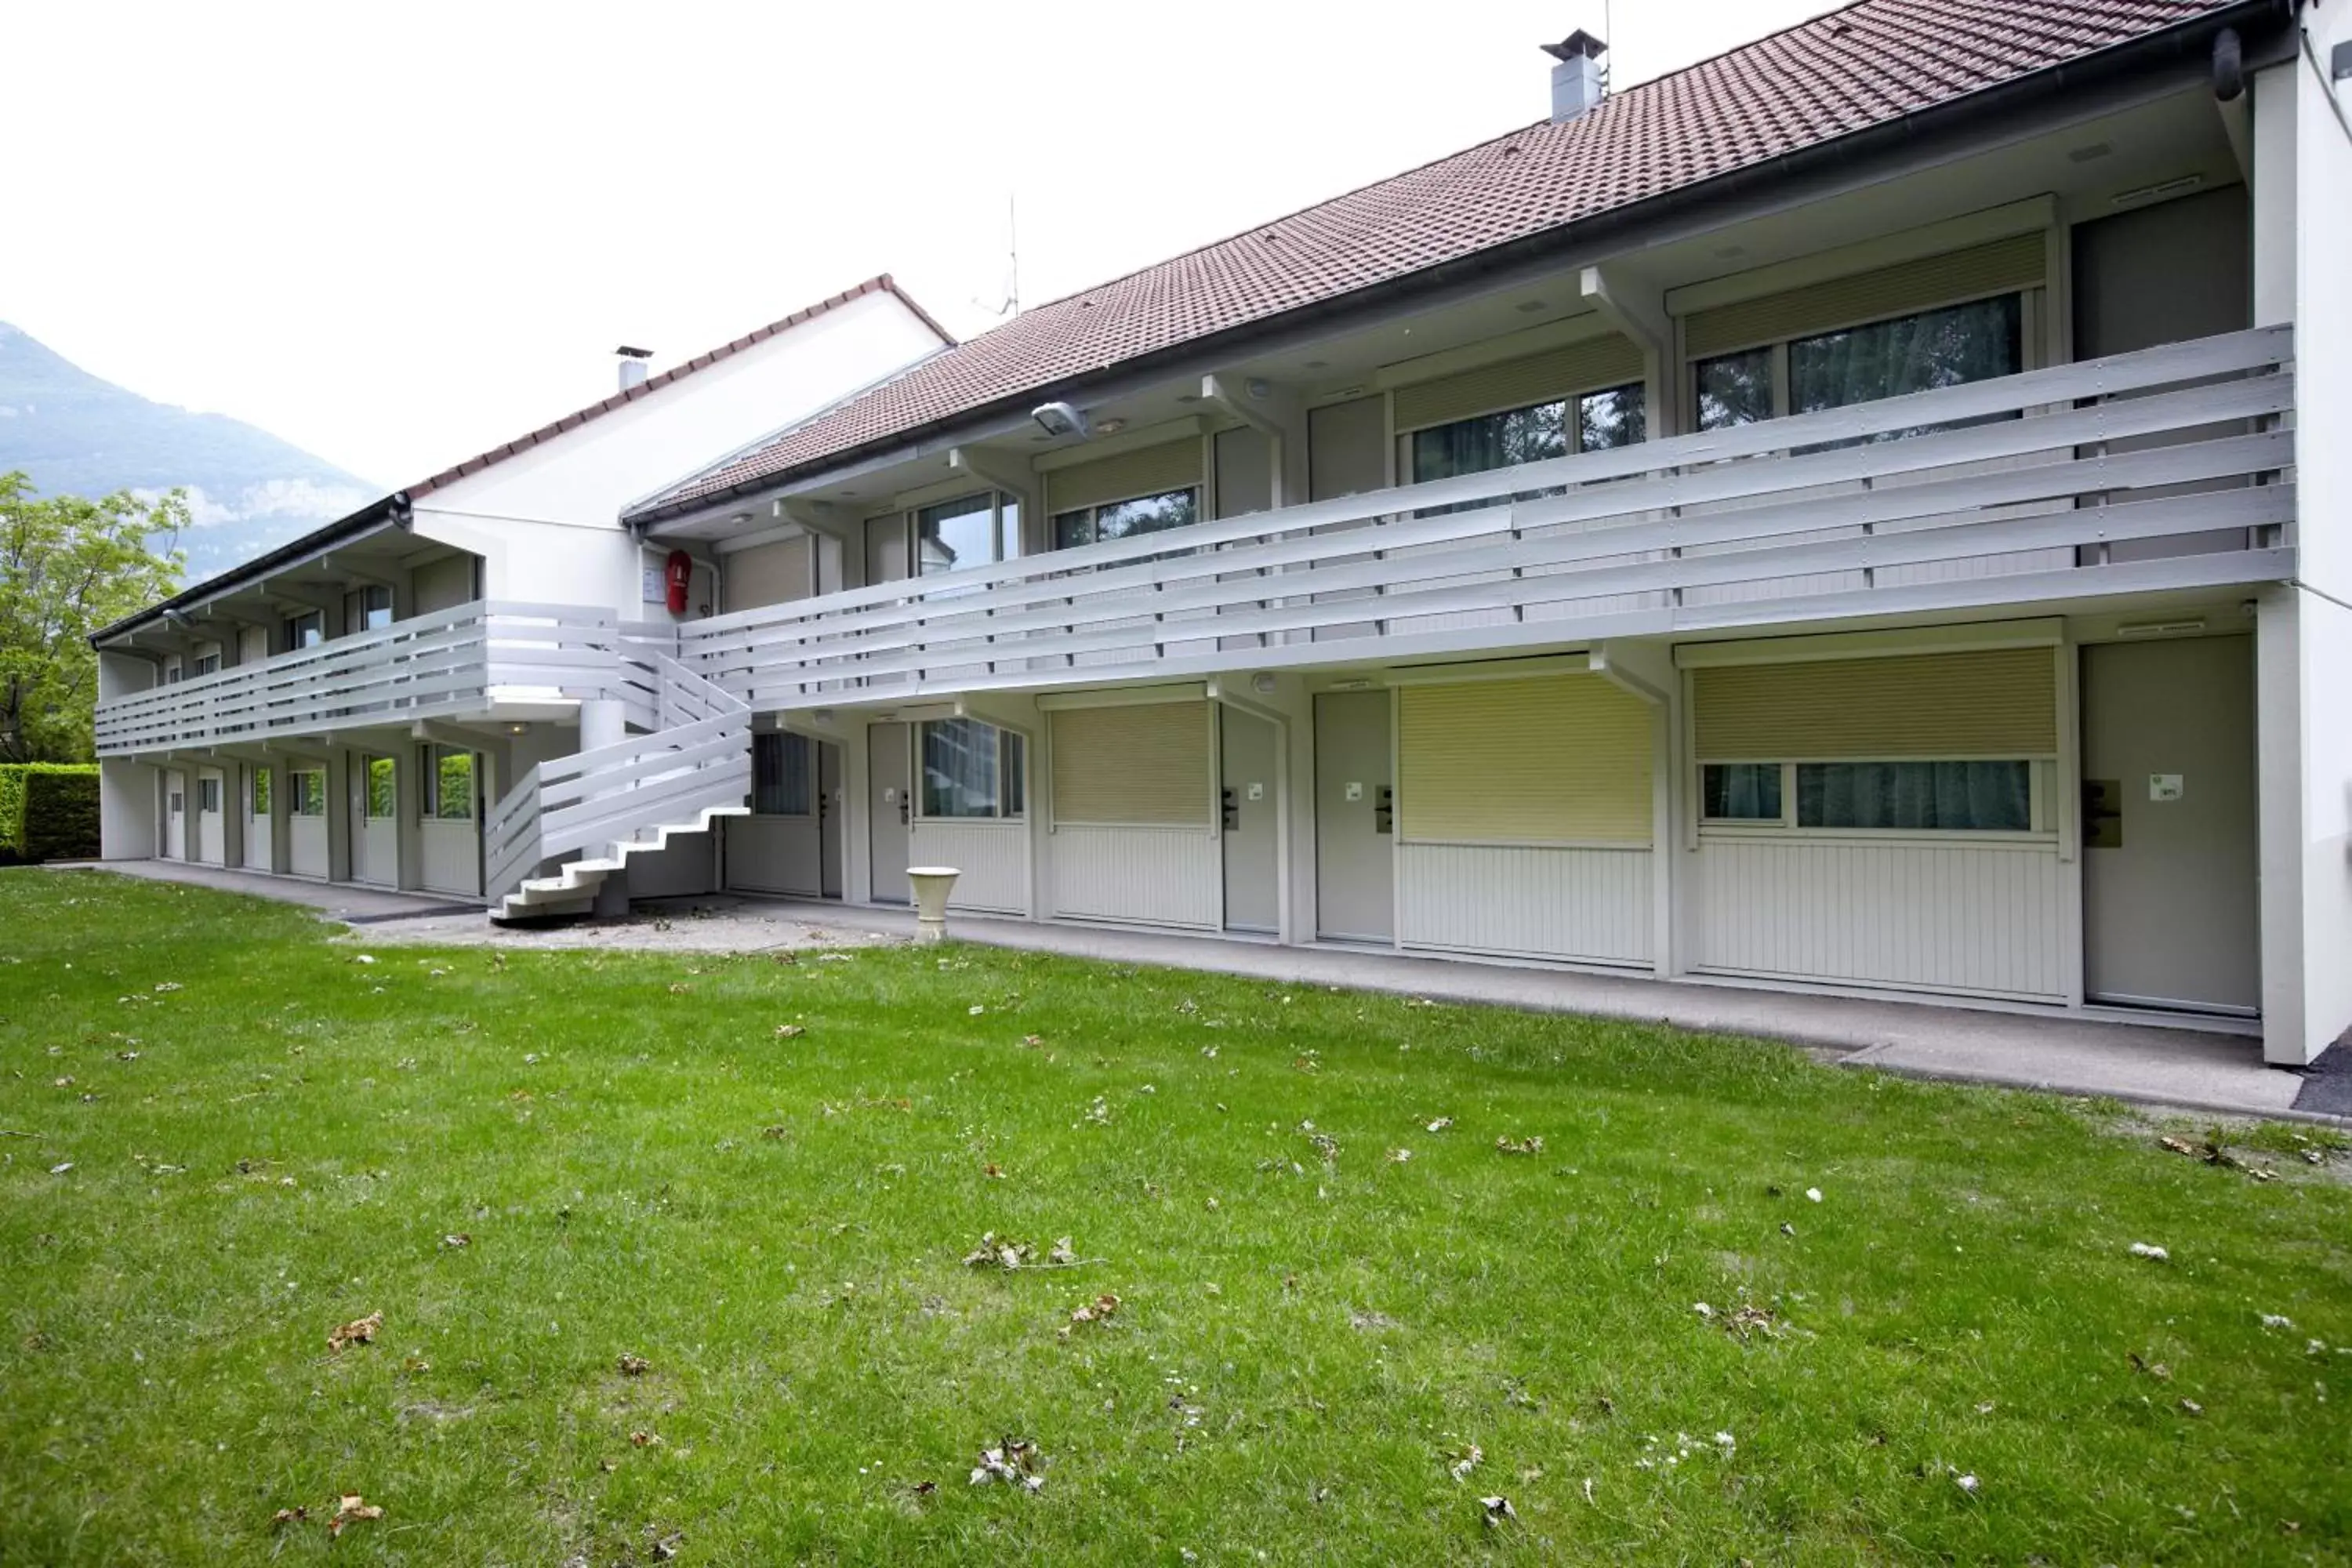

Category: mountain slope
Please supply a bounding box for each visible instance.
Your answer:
[0,322,380,576]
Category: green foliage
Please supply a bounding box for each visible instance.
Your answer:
[0,470,185,763]
[0,761,96,861]
[365,755,396,818]
[434,750,474,820]
[2,873,2347,1563]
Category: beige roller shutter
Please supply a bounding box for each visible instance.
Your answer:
[1684,233,2047,359]
[1693,648,2057,760]
[1051,701,1211,826]
[722,536,813,613]
[1392,334,1645,433]
[1047,440,1203,516]
[1398,676,1653,844]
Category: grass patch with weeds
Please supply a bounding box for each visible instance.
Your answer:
[2,869,2348,1563]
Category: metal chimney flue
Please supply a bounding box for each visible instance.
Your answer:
[1542,30,1608,122]
[615,345,653,393]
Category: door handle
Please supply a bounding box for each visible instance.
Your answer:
[1221,786,1238,832]
[899,798,910,826]
[1374,785,1394,835]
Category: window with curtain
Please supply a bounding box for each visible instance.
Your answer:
[920,717,1023,818]
[1700,760,2033,831]
[365,757,396,820]
[1700,762,1783,822]
[1791,295,2021,417]
[1694,295,2021,434]
[1407,384,1645,485]
[198,778,222,813]
[1051,488,1197,550]
[1798,760,2030,831]
[752,731,814,816]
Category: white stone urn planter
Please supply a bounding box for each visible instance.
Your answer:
[906,866,962,943]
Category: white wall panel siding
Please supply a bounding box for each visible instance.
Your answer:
[289,817,328,877]
[1691,838,2066,1000]
[727,816,823,897]
[911,819,1031,914]
[1398,844,1651,965]
[419,822,481,897]
[1051,826,1220,929]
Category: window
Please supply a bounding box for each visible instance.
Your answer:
[1696,350,1774,431]
[164,660,182,684]
[191,647,222,677]
[1700,760,2035,833]
[349,585,394,632]
[285,612,325,650]
[249,768,271,818]
[752,731,814,816]
[292,769,326,817]
[1407,384,1646,485]
[1791,296,2021,417]
[1694,295,2023,432]
[1700,763,1783,822]
[365,756,396,820]
[920,717,1024,818]
[1798,760,2031,832]
[1052,487,1198,550]
[423,746,474,822]
[916,492,1021,576]
[198,778,221,814]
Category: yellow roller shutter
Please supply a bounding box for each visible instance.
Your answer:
[1693,648,2057,760]
[1051,702,1212,826]
[1398,676,1653,844]
[1046,440,1203,516]
[1392,334,1645,432]
[1684,232,2047,359]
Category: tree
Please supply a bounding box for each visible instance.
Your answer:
[0,471,186,764]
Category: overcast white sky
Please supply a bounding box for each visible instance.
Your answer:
[8,0,1839,488]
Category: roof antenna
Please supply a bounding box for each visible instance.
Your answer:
[973,194,1021,321]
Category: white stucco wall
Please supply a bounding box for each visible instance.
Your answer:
[409,289,945,620]
[2255,29,2352,1065]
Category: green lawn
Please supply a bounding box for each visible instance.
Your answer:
[2,871,2348,1565]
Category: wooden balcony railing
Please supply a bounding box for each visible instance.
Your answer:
[677,325,2296,708]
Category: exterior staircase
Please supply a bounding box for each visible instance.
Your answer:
[485,651,752,922]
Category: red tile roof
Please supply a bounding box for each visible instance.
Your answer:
[630,0,2241,521]
[404,274,952,503]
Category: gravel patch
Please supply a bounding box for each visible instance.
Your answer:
[331,895,903,956]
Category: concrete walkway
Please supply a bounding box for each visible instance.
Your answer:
[54,864,2332,1124]
[53,859,481,923]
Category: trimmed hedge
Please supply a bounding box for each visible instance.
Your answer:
[0,764,100,864]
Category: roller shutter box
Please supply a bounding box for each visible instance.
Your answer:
[722,537,813,613]
[1684,233,2047,359]
[1392,335,1645,432]
[1047,440,1203,516]
[1692,648,2057,760]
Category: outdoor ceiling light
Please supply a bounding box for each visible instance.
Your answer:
[1032,401,1090,438]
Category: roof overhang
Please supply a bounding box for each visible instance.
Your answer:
[620,0,2295,531]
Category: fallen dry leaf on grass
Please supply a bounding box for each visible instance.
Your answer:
[775,1025,806,1039]
[618,1352,651,1377]
[2159,1134,2277,1181]
[328,1494,383,1537]
[1059,1294,1122,1340]
[1425,1116,1454,1133]
[970,1435,1046,1492]
[1446,1442,1483,1483]
[630,1430,661,1447]
[328,1312,383,1353]
[1495,1135,1544,1156]
[270,1506,307,1528]
[1480,1495,1517,1527]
